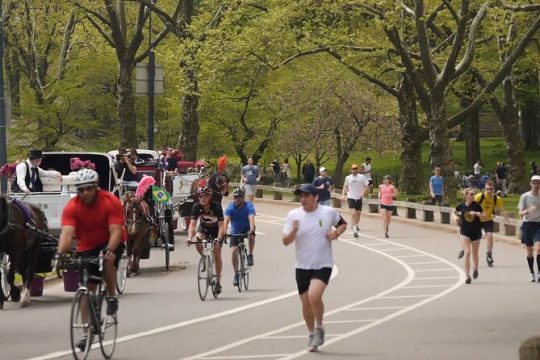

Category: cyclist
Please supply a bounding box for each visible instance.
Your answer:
[57,169,125,349]
[223,187,256,286]
[187,186,225,294]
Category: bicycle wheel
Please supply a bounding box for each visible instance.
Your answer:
[236,250,243,293]
[209,255,219,298]
[161,221,170,271]
[116,254,128,295]
[0,254,11,300]
[98,291,118,359]
[70,290,92,360]
[241,248,250,291]
[197,255,209,301]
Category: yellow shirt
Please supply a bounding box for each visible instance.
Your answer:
[474,192,503,222]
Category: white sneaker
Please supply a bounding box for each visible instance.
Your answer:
[313,326,325,347]
[530,272,536,282]
[307,334,317,352]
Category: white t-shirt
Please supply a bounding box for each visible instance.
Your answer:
[283,205,342,269]
[473,163,481,175]
[343,173,369,200]
[362,162,372,180]
[518,191,540,222]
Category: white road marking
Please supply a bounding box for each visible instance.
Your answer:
[380,294,436,299]
[325,319,378,324]
[403,285,453,289]
[414,276,459,280]
[416,268,454,272]
[395,254,429,258]
[344,306,406,311]
[408,261,443,265]
[204,355,291,359]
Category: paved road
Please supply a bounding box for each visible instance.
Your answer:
[2,200,539,360]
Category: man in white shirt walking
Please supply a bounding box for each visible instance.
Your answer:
[342,164,369,238]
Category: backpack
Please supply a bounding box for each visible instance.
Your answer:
[478,192,497,206]
[11,162,29,193]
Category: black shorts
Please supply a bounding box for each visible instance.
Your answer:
[295,267,332,295]
[481,220,494,234]
[197,225,219,239]
[347,198,363,210]
[229,233,250,248]
[76,243,125,284]
[521,222,540,247]
[380,204,394,211]
[460,230,482,241]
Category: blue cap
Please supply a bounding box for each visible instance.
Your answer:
[294,183,318,195]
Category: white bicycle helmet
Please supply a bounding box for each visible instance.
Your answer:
[74,168,99,187]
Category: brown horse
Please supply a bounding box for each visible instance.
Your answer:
[123,192,152,275]
[0,195,48,309]
[190,173,229,204]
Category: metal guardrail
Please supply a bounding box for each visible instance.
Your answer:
[231,182,521,239]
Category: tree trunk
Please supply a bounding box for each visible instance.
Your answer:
[178,69,199,161]
[117,60,138,148]
[7,50,20,117]
[462,97,481,169]
[520,73,540,151]
[397,76,425,195]
[429,96,458,200]
[499,76,528,193]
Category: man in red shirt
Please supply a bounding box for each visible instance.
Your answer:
[58,169,125,319]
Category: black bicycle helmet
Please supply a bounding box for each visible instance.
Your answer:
[232,187,245,197]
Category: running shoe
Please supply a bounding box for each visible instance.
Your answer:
[353,232,359,238]
[486,252,494,267]
[215,283,222,294]
[530,272,536,282]
[457,250,464,259]
[473,269,478,279]
[233,273,240,286]
[247,254,254,266]
[76,334,94,352]
[537,272,540,283]
[307,334,318,352]
[465,276,472,284]
[385,232,389,238]
[313,326,325,347]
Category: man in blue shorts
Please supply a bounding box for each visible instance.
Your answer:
[518,175,540,282]
[223,187,256,286]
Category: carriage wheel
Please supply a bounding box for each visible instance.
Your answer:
[116,254,128,295]
[240,248,250,291]
[0,254,11,300]
[70,290,92,360]
[98,292,118,359]
[161,221,170,271]
[197,255,209,301]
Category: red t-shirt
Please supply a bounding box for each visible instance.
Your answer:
[62,190,126,251]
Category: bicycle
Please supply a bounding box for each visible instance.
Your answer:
[0,253,10,300]
[227,233,251,292]
[116,253,128,294]
[187,236,222,301]
[55,254,118,360]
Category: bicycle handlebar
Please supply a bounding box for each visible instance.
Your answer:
[53,253,104,273]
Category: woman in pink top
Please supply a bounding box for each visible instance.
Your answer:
[379,175,399,238]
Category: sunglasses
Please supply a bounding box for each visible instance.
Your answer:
[77,185,96,193]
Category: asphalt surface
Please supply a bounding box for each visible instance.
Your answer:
[2,199,539,360]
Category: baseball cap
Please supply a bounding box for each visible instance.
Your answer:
[294,183,318,196]
[531,175,540,182]
[319,167,327,173]
[351,164,359,170]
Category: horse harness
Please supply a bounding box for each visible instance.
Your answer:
[0,197,51,249]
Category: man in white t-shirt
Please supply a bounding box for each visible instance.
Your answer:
[342,163,369,238]
[283,183,347,352]
[362,157,373,194]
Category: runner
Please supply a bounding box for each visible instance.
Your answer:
[379,175,399,238]
[282,183,347,352]
[361,157,373,194]
[341,164,369,238]
[517,175,540,282]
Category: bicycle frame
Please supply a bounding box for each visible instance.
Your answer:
[188,237,219,301]
[228,233,251,292]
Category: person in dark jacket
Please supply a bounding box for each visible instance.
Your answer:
[302,159,316,184]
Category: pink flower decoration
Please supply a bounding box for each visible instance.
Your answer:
[70,157,96,171]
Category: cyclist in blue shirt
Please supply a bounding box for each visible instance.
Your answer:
[223,187,256,286]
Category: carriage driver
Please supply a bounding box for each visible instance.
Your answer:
[187,186,226,294]
[57,169,125,327]
[223,187,256,287]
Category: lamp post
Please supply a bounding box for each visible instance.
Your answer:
[147,0,156,150]
[0,0,7,192]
